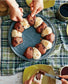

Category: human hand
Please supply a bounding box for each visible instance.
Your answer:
[59,75,68,84]
[30,0,44,17]
[24,74,42,84]
[9,6,23,21]
[24,75,34,84]
[6,0,23,21]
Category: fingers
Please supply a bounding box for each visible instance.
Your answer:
[30,1,37,17]
[11,14,23,22]
[36,7,43,14]
[31,7,33,11]
[19,8,23,16]
[30,2,33,7]
[17,15,23,22]
[11,16,18,21]
[61,79,68,84]
[59,75,68,79]
[30,2,34,11]
[21,13,23,16]
[29,75,35,81]
[28,75,35,84]
[31,7,43,17]
[30,3,43,17]
[19,7,23,13]
[31,8,37,17]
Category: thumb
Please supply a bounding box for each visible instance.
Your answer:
[28,75,34,84]
[19,8,23,13]
[61,79,68,84]
[31,8,37,17]
[17,15,23,22]
[36,7,43,14]
[60,75,68,79]
[29,75,35,81]
[11,16,18,21]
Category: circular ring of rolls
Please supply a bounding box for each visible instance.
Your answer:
[11,18,30,47]
[11,14,55,60]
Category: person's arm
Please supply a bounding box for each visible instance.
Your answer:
[30,0,44,17]
[5,0,19,8]
[5,0,23,21]
[59,75,68,84]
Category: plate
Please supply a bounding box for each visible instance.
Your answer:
[23,64,56,84]
[8,14,56,61]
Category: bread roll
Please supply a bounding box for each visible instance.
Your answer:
[34,17,43,28]
[33,47,41,60]
[35,43,47,55]
[20,18,30,29]
[12,29,22,37]
[41,40,52,49]
[12,37,23,47]
[27,14,36,26]
[41,27,52,37]
[36,22,47,33]
[14,22,24,33]
[44,33,55,43]
[24,47,33,59]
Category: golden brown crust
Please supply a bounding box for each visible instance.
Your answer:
[14,22,24,33]
[41,27,52,37]
[41,40,52,50]
[35,43,46,55]
[12,37,23,47]
[44,33,55,43]
[34,17,43,28]
[27,14,36,26]
[24,47,33,59]
[36,22,47,33]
